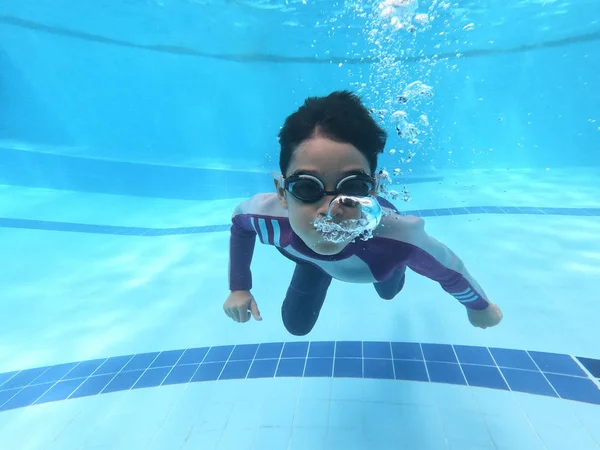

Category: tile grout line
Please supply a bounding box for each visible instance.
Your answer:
[486,347,548,449]
[418,343,431,383]
[94,354,139,396]
[272,342,286,378]
[361,342,365,378]
[450,345,469,386]
[74,354,140,447]
[3,359,104,411]
[301,342,311,377]
[3,342,600,412]
[524,350,561,399]
[154,348,189,387]
[556,358,600,448]
[570,356,600,389]
[290,342,312,432]
[1,206,599,236]
[452,346,499,446]
[389,342,397,380]
[215,345,236,381]
[484,347,512,391]
[110,350,189,447]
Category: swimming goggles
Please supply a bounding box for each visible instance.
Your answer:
[283,173,377,204]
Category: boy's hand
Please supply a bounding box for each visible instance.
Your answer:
[224,290,262,323]
[467,303,503,329]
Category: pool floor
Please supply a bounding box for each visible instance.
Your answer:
[0,167,599,449]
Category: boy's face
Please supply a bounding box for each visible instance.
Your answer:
[275,136,374,256]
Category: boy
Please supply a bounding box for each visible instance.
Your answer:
[223,91,503,335]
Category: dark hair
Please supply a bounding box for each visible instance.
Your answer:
[278,90,387,176]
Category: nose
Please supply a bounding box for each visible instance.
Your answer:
[317,195,361,223]
[316,195,339,219]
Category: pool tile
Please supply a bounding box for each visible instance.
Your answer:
[255,343,283,359]
[418,209,436,217]
[0,371,18,389]
[447,207,470,215]
[461,364,509,390]
[151,349,185,367]
[363,341,392,359]
[576,357,600,378]
[0,383,52,411]
[203,346,234,363]
[500,206,523,213]
[282,342,309,358]
[192,362,225,382]
[427,362,466,385]
[482,206,503,213]
[364,359,394,379]
[230,344,259,361]
[0,388,19,407]
[132,367,171,389]
[276,358,305,377]
[31,362,78,384]
[34,378,85,404]
[102,370,144,393]
[69,374,114,398]
[465,206,486,214]
[433,208,452,216]
[177,348,209,365]
[162,364,198,385]
[528,351,587,377]
[335,341,362,358]
[247,359,278,379]
[454,345,495,366]
[219,360,252,380]
[391,342,422,360]
[545,373,600,404]
[1,340,599,412]
[94,355,133,375]
[334,358,362,378]
[0,367,49,389]
[490,348,537,370]
[501,368,557,397]
[422,344,457,363]
[308,341,335,358]
[304,358,333,377]
[123,352,160,371]
[394,360,429,382]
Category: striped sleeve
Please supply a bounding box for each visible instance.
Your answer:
[229,196,285,291]
[229,211,257,291]
[404,218,491,310]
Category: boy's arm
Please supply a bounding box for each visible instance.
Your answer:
[229,205,258,291]
[402,217,491,310]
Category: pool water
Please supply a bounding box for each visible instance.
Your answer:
[1,0,600,449]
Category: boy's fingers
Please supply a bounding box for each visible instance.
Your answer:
[224,307,235,320]
[238,308,250,323]
[250,300,262,321]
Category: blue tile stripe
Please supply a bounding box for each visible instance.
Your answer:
[0,342,598,412]
[1,206,599,236]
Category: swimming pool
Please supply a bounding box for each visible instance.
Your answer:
[1,1,599,449]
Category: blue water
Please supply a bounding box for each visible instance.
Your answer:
[1,1,600,449]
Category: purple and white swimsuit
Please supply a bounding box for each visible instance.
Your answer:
[229,193,490,335]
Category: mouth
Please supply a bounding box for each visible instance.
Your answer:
[313,217,372,244]
[313,195,384,244]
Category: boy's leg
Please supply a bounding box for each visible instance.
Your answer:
[374,268,406,300]
[281,262,332,336]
